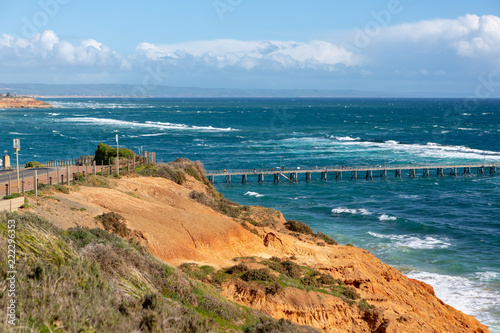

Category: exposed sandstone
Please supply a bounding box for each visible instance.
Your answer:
[29,175,490,333]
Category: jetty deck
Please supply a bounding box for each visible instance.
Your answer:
[206,163,499,184]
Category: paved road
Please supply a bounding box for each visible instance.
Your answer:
[0,168,56,184]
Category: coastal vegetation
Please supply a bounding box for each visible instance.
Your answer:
[0,212,318,332]
[24,161,46,168]
[94,143,136,164]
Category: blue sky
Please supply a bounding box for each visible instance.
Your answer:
[0,0,499,96]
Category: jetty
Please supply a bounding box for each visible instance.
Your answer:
[206,163,499,184]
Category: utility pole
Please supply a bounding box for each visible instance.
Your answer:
[13,139,20,190]
[115,134,119,175]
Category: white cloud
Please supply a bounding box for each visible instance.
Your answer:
[0,30,124,67]
[373,14,500,60]
[136,39,357,71]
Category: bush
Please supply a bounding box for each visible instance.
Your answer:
[95,212,130,237]
[285,220,314,235]
[25,161,46,168]
[281,260,302,279]
[245,317,320,333]
[226,263,249,275]
[242,268,275,283]
[94,143,135,165]
[301,275,321,288]
[316,232,338,245]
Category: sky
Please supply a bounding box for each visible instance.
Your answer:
[0,0,499,96]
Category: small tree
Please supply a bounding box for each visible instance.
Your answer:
[6,92,11,97]
[94,143,135,164]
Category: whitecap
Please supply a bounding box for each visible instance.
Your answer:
[378,214,397,221]
[332,207,372,215]
[61,117,238,132]
[331,136,361,141]
[475,271,500,282]
[244,191,264,198]
[367,232,451,249]
[324,136,500,161]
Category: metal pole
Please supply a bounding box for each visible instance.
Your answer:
[116,134,119,176]
[15,149,20,190]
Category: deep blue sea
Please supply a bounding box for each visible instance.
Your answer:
[1,98,499,331]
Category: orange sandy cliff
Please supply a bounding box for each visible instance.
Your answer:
[0,96,52,108]
[29,174,490,333]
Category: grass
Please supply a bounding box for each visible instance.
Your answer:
[3,192,23,200]
[0,211,319,332]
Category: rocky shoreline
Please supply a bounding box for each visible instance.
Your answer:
[0,96,52,108]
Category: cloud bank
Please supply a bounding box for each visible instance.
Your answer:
[0,14,498,95]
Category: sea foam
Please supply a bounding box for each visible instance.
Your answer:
[62,117,237,132]
[244,191,264,198]
[367,232,451,249]
[407,271,500,329]
[332,207,372,215]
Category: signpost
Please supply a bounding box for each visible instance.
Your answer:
[13,139,20,190]
[115,134,119,176]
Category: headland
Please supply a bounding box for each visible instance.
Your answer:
[0,159,490,332]
[0,94,52,108]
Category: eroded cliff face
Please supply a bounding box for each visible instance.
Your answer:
[0,96,52,108]
[29,175,490,333]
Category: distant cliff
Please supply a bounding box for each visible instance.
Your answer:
[0,96,52,108]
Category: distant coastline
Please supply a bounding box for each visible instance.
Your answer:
[0,83,475,98]
[0,95,53,108]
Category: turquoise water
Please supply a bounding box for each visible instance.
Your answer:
[1,98,499,331]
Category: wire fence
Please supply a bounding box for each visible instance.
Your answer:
[1,152,157,199]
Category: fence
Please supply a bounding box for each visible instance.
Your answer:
[1,152,157,198]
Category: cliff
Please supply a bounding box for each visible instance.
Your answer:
[0,96,52,108]
[12,164,490,332]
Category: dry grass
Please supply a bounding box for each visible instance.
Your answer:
[0,211,317,332]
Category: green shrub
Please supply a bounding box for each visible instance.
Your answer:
[301,275,321,288]
[316,232,338,245]
[318,274,338,285]
[285,220,314,235]
[226,263,249,275]
[245,317,319,333]
[95,212,130,237]
[281,260,302,279]
[242,268,275,283]
[94,143,135,165]
[25,161,46,168]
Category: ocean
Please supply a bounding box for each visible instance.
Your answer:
[1,98,499,331]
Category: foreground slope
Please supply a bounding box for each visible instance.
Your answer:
[18,163,490,332]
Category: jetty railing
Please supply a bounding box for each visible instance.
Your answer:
[206,162,499,184]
